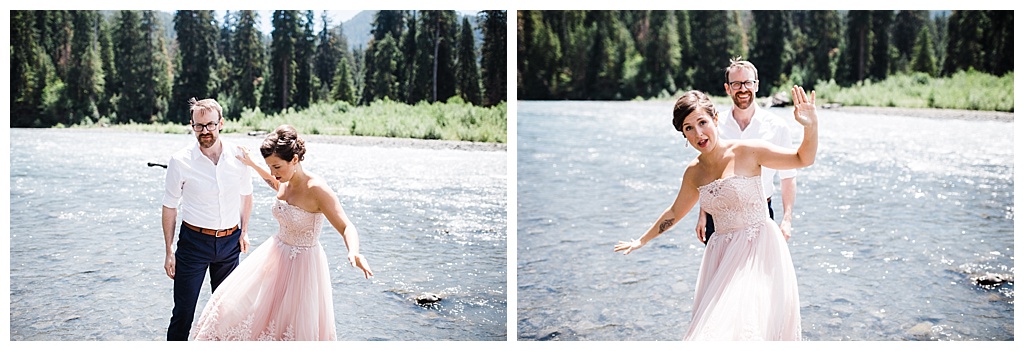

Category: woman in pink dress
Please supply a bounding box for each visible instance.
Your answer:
[614,86,818,340]
[190,125,373,340]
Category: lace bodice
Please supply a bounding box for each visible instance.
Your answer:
[272,199,324,248]
[698,175,769,234]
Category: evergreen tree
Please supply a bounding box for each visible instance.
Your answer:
[370,34,399,101]
[893,10,930,73]
[293,10,316,109]
[932,13,949,70]
[455,16,483,105]
[868,10,894,81]
[581,10,623,100]
[172,10,218,122]
[942,10,987,75]
[314,11,344,102]
[517,10,562,99]
[233,10,263,113]
[97,14,116,119]
[837,10,873,85]
[748,11,791,91]
[11,11,46,126]
[37,11,74,82]
[141,11,172,122]
[420,10,458,103]
[675,10,695,92]
[216,11,236,97]
[408,13,435,103]
[640,11,681,97]
[331,51,356,104]
[65,10,104,125]
[804,11,841,90]
[910,26,936,76]
[690,10,741,93]
[985,10,1012,76]
[400,11,419,103]
[265,10,300,113]
[361,10,407,104]
[115,10,146,123]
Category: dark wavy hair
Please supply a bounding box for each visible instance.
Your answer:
[260,125,306,162]
[672,90,718,132]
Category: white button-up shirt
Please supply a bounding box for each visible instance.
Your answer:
[719,104,796,200]
[162,139,253,230]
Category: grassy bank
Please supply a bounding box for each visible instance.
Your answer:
[654,70,1013,113]
[811,70,1013,112]
[72,99,508,143]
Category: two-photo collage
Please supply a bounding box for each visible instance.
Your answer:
[5,4,1016,345]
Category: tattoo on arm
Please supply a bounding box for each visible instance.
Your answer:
[263,178,278,190]
[658,218,675,234]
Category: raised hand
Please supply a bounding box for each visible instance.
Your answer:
[614,238,643,255]
[235,146,257,168]
[791,85,817,127]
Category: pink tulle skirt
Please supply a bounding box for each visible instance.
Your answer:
[684,218,802,341]
[190,236,337,340]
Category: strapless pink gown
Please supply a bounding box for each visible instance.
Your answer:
[685,175,802,340]
[190,199,336,340]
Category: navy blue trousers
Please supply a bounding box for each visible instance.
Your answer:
[166,223,241,341]
[703,198,774,245]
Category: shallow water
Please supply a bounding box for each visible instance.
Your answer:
[9,128,507,341]
[516,101,1013,341]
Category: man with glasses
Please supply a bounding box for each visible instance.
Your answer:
[697,58,798,244]
[161,97,254,340]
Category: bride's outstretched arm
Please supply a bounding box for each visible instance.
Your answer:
[615,166,700,255]
[315,183,374,279]
[753,85,819,171]
[236,146,280,191]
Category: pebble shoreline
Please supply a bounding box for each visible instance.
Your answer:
[256,133,507,152]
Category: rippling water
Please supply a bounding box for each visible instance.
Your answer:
[9,128,507,341]
[516,101,1013,341]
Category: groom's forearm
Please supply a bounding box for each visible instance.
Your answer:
[781,177,796,221]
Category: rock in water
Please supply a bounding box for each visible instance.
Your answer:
[908,322,933,338]
[970,272,1013,288]
[415,293,442,305]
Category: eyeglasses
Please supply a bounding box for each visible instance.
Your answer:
[191,121,220,132]
[728,80,758,90]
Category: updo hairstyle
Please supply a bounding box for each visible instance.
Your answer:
[260,125,306,162]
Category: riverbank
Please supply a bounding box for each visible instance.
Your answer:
[823,105,1014,123]
[248,131,507,152]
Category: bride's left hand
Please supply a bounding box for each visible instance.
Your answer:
[349,253,374,279]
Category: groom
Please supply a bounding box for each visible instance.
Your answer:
[162,97,254,340]
[699,58,798,243]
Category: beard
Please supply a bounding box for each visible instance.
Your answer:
[196,132,217,148]
[731,91,754,110]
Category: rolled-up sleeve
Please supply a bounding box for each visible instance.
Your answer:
[240,164,253,196]
[163,155,184,208]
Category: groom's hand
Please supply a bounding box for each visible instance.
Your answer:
[239,230,250,253]
[164,253,176,279]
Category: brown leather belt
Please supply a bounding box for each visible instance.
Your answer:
[183,222,238,237]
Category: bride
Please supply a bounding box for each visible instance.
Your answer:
[190,125,373,340]
[614,85,818,340]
